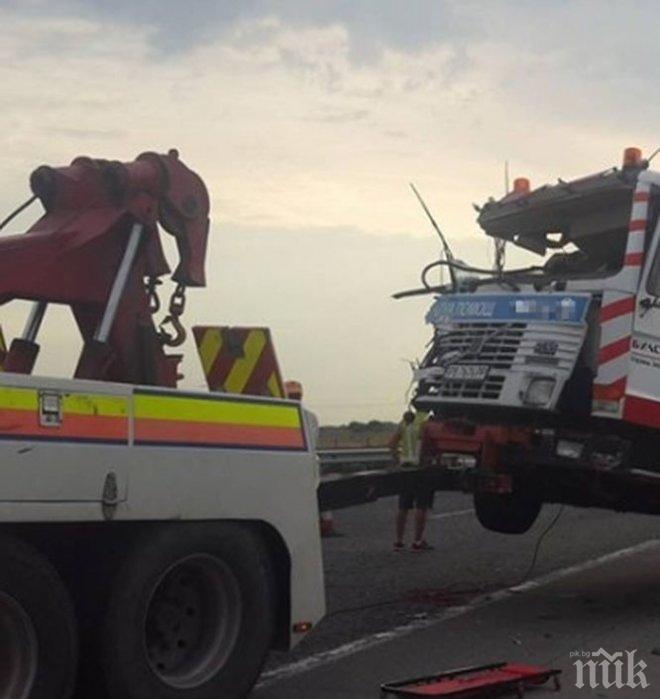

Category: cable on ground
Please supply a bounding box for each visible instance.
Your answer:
[514,504,565,586]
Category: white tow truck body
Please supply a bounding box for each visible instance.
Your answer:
[0,371,325,635]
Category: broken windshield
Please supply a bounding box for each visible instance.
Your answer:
[477,168,653,284]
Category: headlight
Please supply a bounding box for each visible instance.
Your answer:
[523,377,556,406]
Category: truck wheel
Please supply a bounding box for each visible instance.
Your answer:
[474,491,541,534]
[100,522,275,699]
[0,535,78,699]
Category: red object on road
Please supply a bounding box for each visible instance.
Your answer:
[381,662,561,697]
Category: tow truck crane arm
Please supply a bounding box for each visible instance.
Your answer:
[0,149,209,387]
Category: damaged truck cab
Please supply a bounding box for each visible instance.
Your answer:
[411,148,660,532]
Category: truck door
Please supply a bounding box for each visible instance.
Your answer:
[0,382,130,504]
[629,218,660,405]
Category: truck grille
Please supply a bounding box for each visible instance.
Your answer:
[417,320,584,406]
[426,322,526,370]
[418,322,526,402]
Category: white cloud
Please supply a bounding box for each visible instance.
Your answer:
[1,2,659,422]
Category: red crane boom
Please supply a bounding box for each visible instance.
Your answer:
[0,149,209,387]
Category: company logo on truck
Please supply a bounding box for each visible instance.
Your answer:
[534,340,559,356]
[426,294,590,326]
[632,338,660,356]
[426,300,496,323]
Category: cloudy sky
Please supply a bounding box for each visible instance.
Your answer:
[0,0,658,423]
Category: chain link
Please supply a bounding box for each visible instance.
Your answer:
[169,283,186,315]
[145,277,162,314]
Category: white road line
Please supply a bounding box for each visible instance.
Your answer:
[430,508,473,520]
[257,538,660,689]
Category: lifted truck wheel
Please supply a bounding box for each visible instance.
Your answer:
[100,522,276,699]
[474,491,542,534]
[0,535,78,699]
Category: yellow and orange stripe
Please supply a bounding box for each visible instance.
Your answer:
[0,385,305,451]
[133,389,305,450]
[0,387,128,443]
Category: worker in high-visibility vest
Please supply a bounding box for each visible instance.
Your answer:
[389,410,433,551]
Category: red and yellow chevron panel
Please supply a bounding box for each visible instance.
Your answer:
[193,326,284,398]
[133,389,305,450]
[0,387,128,443]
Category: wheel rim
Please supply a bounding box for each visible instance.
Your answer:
[0,592,38,699]
[144,553,242,689]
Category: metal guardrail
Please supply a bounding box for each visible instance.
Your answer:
[318,448,395,509]
[319,448,392,475]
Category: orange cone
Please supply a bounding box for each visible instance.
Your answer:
[319,511,337,537]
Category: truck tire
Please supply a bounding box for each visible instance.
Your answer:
[0,534,78,699]
[474,491,541,534]
[100,522,276,699]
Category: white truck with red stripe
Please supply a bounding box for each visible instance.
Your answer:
[406,148,660,534]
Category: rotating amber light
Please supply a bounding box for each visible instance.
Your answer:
[623,147,642,168]
[513,177,531,194]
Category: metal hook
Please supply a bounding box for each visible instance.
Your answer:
[158,313,187,347]
[158,283,188,347]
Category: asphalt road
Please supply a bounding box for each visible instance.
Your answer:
[256,492,660,696]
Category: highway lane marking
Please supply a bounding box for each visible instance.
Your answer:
[430,508,473,520]
[257,538,660,689]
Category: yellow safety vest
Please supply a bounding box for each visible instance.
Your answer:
[400,413,428,467]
